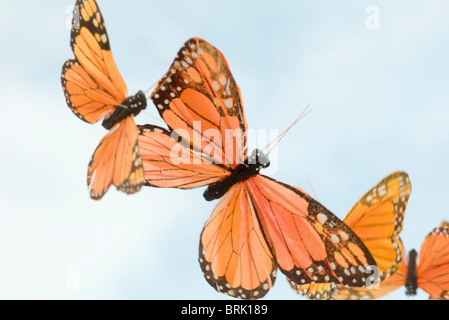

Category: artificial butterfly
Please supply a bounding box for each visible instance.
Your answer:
[137,37,378,299]
[291,171,412,299]
[331,221,449,300]
[61,0,146,199]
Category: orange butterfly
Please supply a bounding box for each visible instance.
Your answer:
[61,0,146,200]
[330,222,449,300]
[137,37,378,299]
[291,171,412,299]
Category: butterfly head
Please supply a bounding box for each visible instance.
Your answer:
[130,90,147,111]
[246,149,270,169]
[130,90,148,116]
[102,91,147,130]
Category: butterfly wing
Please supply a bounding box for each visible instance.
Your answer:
[199,183,277,299]
[61,0,127,123]
[150,37,247,167]
[417,222,449,300]
[343,171,411,279]
[87,116,144,199]
[291,283,334,300]
[291,171,412,299]
[331,253,409,300]
[137,124,229,189]
[329,240,409,300]
[245,175,377,288]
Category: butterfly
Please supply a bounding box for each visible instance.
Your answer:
[291,171,412,299]
[137,37,378,299]
[330,221,449,300]
[61,0,146,200]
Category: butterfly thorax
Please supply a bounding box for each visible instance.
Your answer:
[405,249,418,296]
[102,91,147,130]
[203,149,270,201]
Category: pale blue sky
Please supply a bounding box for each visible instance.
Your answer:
[0,0,448,300]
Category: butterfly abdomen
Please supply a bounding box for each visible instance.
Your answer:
[102,90,147,130]
[203,149,270,201]
[405,249,418,296]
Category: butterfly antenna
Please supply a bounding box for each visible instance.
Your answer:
[263,104,312,156]
[141,109,166,125]
[144,80,158,96]
[307,178,320,201]
[0,40,35,63]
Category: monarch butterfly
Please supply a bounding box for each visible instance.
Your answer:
[330,221,449,300]
[137,37,378,299]
[291,171,412,299]
[61,0,146,200]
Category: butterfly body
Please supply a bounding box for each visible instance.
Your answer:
[203,149,270,201]
[102,90,147,130]
[405,249,418,296]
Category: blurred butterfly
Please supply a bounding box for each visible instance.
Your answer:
[61,0,146,200]
[137,37,377,299]
[331,221,449,300]
[291,171,412,299]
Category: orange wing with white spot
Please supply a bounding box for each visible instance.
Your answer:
[139,37,248,189]
[342,171,411,279]
[199,175,378,299]
[417,222,449,300]
[137,124,229,189]
[61,0,144,199]
[88,116,143,199]
[330,246,409,300]
[61,0,127,123]
[199,183,277,299]
[150,37,247,170]
[199,174,378,299]
[247,176,377,288]
[291,171,412,299]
